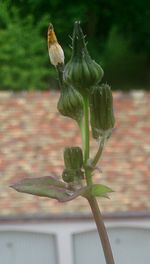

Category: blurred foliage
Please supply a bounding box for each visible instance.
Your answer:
[102,27,147,89]
[0,0,150,90]
[111,0,150,54]
[0,1,54,91]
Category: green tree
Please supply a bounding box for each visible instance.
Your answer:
[0,2,52,90]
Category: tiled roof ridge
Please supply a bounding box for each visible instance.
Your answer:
[0,91,149,216]
[0,89,148,98]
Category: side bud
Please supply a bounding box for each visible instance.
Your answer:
[57,84,83,123]
[64,147,83,170]
[90,84,115,140]
[62,168,84,183]
[62,147,84,183]
[63,21,103,96]
[48,24,64,66]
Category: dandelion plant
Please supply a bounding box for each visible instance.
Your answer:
[12,21,116,264]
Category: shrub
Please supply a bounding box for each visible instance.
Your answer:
[0,3,53,91]
[101,27,147,90]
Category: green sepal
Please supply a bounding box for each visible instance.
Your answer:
[11,176,88,202]
[91,184,114,198]
[57,84,83,123]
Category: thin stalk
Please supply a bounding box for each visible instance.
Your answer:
[56,63,64,88]
[88,196,115,264]
[83,96,92,185]
[79,120,85,157]
[91,137,105,168]
[83,96,90,164]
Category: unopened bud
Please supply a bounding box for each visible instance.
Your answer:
[64,147,83,170]
[48,24,64,66]
[63,21,103,96]
[57,84,83,123]
[62,168,84,183]
[90,84,115,140]
[62,147,84,183]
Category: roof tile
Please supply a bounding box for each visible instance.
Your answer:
[0,91,149,217]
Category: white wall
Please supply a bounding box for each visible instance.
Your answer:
[0,219,150,264]
[0,231,57,264]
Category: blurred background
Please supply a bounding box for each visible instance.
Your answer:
[0,0,150,91]
[0,1,150,264]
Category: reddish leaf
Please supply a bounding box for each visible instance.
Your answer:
[11,176,89,202]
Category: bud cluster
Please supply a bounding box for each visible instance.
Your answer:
[48,21,115,184]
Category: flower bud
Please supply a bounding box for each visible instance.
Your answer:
[63,21,103,96]
[48,24,64,66]
[62,168,84,183]
[64,147,83,170]
[90,84,115,140]
[57,84,83,123]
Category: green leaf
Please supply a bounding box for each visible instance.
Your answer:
[11,176,88,202]
[91,184,114,198]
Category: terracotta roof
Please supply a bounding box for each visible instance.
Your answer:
[0,91,149,218]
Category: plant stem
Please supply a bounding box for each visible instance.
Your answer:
[83,96,90,164]
[82,95,115,264]
[91,137,105,168]
[79,120,85,157]
[88,196,115,264]
[56,63,64,88]
[83,96,92,185]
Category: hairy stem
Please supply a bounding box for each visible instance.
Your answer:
[88,196,115,264]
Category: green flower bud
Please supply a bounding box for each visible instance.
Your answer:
[90,84,115,140]
[63,21,104,96]
[62,168,84,183]
[64,147,83,170]
[57,84,83,123]
[62,168,76,183]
